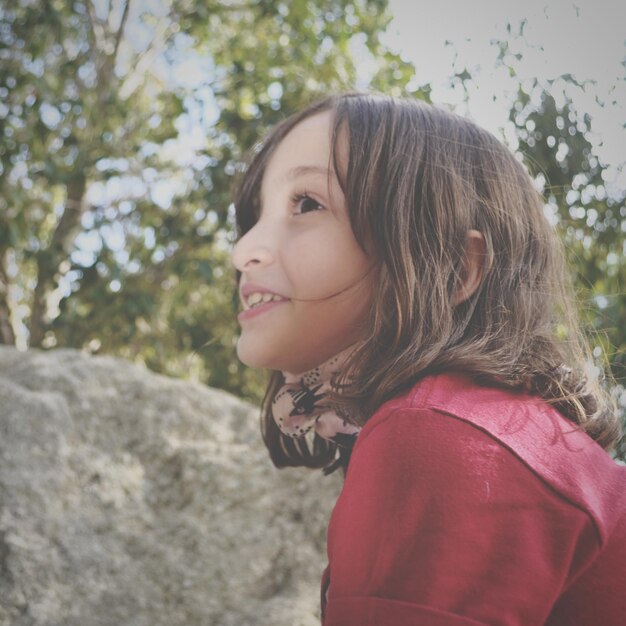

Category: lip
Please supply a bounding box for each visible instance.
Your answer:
[237,299,289,321]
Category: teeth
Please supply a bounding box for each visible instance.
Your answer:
[246,292,285,308]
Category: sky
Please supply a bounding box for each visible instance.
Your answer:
[81,0,625,268]
[383,0,625,186]
[107,0,625,189]
[83,0,626,218]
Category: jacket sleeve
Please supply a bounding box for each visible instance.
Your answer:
[323,408,598,626]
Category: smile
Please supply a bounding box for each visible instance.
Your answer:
[237,298,289,321]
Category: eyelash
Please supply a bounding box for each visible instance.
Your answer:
[290,191,325,215]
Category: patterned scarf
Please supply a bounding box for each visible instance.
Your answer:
[271,343,362,448]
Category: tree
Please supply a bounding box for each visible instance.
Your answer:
[0,0,182,345]
[509,76,625,392]
[1,0,424,402]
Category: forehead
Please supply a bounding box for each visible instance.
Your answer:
[261,110,338,188]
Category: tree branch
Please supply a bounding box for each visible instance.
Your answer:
[85,0,105,53]
[116,14,173,101]
[112,0,131,64]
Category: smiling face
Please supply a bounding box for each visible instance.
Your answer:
[231,110,374,376]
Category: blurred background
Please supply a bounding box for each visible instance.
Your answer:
[0,0,624,410]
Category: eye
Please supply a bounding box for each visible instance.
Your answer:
[292,192,325,215]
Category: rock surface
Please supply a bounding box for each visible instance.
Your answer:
[0,347,341,626]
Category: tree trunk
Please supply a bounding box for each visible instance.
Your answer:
[29,175,86,348]
[0,250,16,345]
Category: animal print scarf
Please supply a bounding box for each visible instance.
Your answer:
[271,343,362,448]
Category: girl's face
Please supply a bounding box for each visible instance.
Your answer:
[231,111,374,375]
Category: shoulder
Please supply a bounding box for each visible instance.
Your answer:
[348,403,556,520]
[329,391,600,612]
[352,372,626,543]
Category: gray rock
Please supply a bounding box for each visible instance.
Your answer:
[0,346,341,626]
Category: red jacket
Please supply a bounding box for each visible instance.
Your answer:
[321,373,626,625]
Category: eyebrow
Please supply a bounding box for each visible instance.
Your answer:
[285,165,333,181]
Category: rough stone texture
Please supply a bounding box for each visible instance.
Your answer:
[0,347,341,626]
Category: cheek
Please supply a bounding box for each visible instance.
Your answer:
[282,236,331,299]
[284,232,371,301]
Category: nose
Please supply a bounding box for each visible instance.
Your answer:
[231,223,275,272]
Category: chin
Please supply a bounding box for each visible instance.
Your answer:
[236,338,278,371]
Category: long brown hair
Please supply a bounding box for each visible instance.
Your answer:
[233,92,621,475]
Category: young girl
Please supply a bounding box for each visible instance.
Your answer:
[230,93,626,626]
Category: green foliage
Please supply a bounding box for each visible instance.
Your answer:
[510,78,626,388]
[1,0,421,404]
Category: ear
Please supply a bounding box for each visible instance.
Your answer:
[452,229,486,306]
